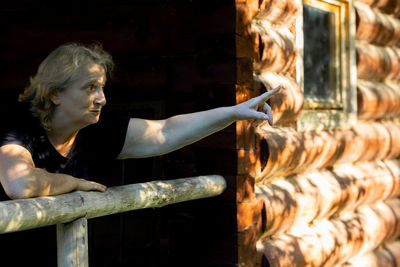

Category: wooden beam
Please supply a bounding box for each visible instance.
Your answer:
[355,0,400,16]
[257,198,400,267]
[356,43,400,81]
[254,73,303,126]
[252,24,297,75]
[344,240,400,266]
[256,0,301,26]
[256,122,400,181]
[0,175,226,234]
[257,160,400,236]
[355,2,400,47]
[357,79,400,120]
[57,218,88,267]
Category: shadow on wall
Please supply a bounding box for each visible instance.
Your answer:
[356,43,400,80]
[256,160,400,236]
[357,79,400,120]
[255,121,400,181]
[258,198,400,266]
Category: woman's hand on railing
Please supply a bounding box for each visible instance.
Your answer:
[75,178,107,192]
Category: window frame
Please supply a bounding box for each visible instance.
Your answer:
[296,0,357,131]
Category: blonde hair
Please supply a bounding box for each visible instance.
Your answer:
[19,42,114,129]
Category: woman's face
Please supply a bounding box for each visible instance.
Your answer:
[53,63,107,128]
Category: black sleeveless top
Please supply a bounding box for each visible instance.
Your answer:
[0,104,130,200]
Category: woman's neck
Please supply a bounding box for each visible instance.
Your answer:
[46,125,80,158]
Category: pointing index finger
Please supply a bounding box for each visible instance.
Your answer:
[261,85,281,101]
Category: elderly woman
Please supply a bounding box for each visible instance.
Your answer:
[0,42,279,199]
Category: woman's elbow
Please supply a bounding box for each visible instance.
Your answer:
[6,190,26,200]
[3,179,34,199]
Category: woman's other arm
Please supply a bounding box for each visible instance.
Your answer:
[0,144,106,199]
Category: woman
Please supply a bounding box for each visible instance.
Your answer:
[0,42,280,199]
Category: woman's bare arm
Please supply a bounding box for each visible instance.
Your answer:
[0,144,106,199]
[118,86,280,159]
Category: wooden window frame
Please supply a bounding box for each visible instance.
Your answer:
[297,0,357,131]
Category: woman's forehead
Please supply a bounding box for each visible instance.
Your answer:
[87,63,106,76]
[74,63,106,85]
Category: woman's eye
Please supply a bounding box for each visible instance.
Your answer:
[83,84,105,93]
[84,85,96,92]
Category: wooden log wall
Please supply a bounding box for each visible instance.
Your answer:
[236,0,303,265]
[343,240,400,266]
[256,160,400,236]
[259,199,400,266]
[0,1,238,266]
[235,0,400,266]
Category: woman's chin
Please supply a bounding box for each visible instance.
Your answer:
[90,117,100,124]
[85,114,101,125]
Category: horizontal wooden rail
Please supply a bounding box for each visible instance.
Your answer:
[0,175,226,234]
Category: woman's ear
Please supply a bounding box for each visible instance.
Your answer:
[50,92,61,105]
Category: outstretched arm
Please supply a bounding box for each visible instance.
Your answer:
[118,86,280,159]
[0,144,106,199]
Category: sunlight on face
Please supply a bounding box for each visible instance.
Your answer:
[86,63,106,86]
[53,63,108,128]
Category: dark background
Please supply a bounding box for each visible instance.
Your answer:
[0,0,239,266]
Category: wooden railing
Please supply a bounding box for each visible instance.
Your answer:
[0,175,226,267]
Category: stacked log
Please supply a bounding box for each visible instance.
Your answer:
[356,2,400,121]
[235,0,303,266]
[254,73,303,126]
[236,0,400,266]
[253,24,297,75]
[357,80,400,119]
[256,121,400,181]
[355,0,400,16]
[355,2,400,47]
[342,241,400,267]
[256,0,301,26]
[258,199,400,267]
[256,160,400,236]
[356,43,400,80]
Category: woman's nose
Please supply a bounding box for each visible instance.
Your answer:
[94,87,106,106]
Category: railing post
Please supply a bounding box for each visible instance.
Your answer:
[57,217,89,267]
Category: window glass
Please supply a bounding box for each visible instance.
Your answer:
[303,4,336,102]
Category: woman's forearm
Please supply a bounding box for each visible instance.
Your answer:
[4,167,106,199]
[162,106,236,152]
[0,144,107,199]
[5,168,77,199]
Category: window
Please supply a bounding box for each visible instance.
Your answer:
[297,0,356,131]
